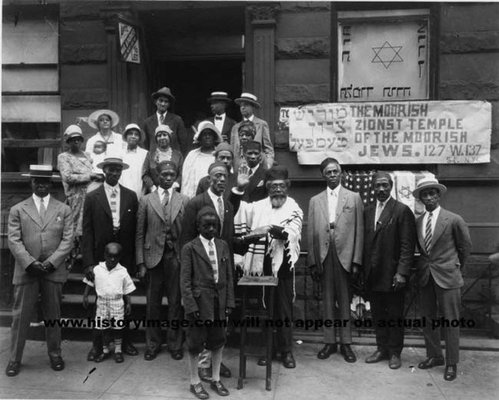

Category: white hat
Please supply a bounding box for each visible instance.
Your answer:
[63,125,84,142]
[123,123,143,141]
[193,120,223,144]
[21,164,60,179]
[96,154,129,170]
[412,177,447,198]
[234,92,260,108]
[88,109,120,129]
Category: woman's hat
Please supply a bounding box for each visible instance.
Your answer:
[123,123,143,141]
[152,87,176,103]
[96,154,130,170]
[155,124,173,138]
[63,125,84,142]
[234,92,261,108]
[207,91,232,104]
[21,164,60,179]
[87,109,120,129]
[193,120,223,144]
[412,177,447,198]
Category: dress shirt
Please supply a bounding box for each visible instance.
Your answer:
[157,187,172,205]
[374,198,390,229]
[83,262,136,297]
[157,111,168,125]
[207,188,224,221]
[327,185,341,223]
[199,235,218,283]
[214,113,226,132]
[32,194,51,214]
[104,182,121,228]
[421,206,441,238]
[244,115,255,122]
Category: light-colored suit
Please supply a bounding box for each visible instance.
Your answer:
[415,207,471,365]
[8,196,73,362]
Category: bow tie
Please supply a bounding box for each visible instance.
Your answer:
[215,116,223,120]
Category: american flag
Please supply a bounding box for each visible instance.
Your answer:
[342,170,376,205]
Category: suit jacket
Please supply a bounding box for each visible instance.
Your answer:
[363,198,416,292]
[307,186,364,273]
[180,237,235,321]
[208,115,236,143]
[142,112,191,156]
[415,207,472,289]
[242,164,267,203]
[136,190,189,268]
[8,196,73,285]
[82,184,138,271]
[230,116,274,170]
[196,172,237,200]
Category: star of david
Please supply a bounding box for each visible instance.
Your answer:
[371,41,403,69]
[398,185,412,199]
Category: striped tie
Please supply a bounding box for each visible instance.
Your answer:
[208,241,218,283]
[110,188,118,227]
[217,197,224,234]
[424,212,433,253]
[162,189,169,218]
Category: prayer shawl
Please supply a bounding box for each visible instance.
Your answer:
[235,196,303,276]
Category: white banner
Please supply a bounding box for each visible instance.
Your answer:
[119,22,140,64]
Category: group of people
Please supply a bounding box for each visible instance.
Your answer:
[5,86,472,399]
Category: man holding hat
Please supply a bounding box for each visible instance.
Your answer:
[142,86,190,155]
[207,91,236,143]
[82,153,139,359]
[119,123,149,198]
[413,177,471,381]
[6,165,73,377]
[230,92,274,170]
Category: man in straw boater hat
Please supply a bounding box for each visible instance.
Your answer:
[412,177,471,381]
[82,153,140,360]
[230,92,275,170]
[5,165,73,377]
[142,86,190,155]
[207,91,236,143]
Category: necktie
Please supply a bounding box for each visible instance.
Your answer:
[39,197,46,222]
[424,212,433,253]
[208,240,218,283]
[110,188,118,227]
[160,113,165,124]
[217,197,224,233]
[215,116,223,120]
[374,202,384,229]
[162,189,169,218]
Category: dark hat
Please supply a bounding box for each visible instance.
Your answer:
[265,166,288,183]
[22,164,60,179]
[207,91,232,104]
[372,171,393,185]
[156,160,178,174]
[214,142,234,157]
[152,87,176,102]
[243,140,262,152]
[235,92,261,108]
[208,161,229,174]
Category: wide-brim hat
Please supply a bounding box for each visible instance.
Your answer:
[152,86,176,103]
[88,109,120,129]
[97,155,129,170]
[412,177,447,198]
[207,91,232,104]
[21,164,60,179]
[193,120,223,144]
[63,124,84,142]
[123,123,144,141]
[235,92,260,108]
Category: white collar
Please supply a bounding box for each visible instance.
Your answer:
[32,193,50,205]
[199,235,214,247]
[244,115,254,122]
[104,182,119,193]
[157,111,168,117]
[328,185,341,197]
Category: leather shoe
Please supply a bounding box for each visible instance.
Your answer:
[198,367,212,382]
[317,343,337,359]
[418,356,444,370]
[190,382,209,399]
[114,352,124,363]
[144,349,159,361]
[340,344,357,363]
[282,352,296,369]
[444,364,457,381]
[171,350,184,360]
[87,347,100,362]
[123,343,139,356]
[94,352,111,363]
[5,361,20,377]
[389,354,402,369]
[210,380,229,396]
[50,356,65,371]
[220,362,231,378]
[365,350,389,364]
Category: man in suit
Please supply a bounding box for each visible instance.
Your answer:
[240,141,267,203]
[230,92,274,170]
[307,158,363,363]
[413,177,471,381]
[82,154,139,359]
[207,91,236,143]
[136,161,189,361]
[363,172,416,369]
[6,165,73,377]
[141,87,190,155]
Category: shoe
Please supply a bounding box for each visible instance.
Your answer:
[444,364,457,381]
[220,362,231,378]
[282,352,296,369]
[94,352,111,363]
[87,347,99,362]
[171,350,184,360]
[210,380,229,396]
[114,352,124,363]
[190,382,209,399]
[340,344,357,363]
[123,343,139,356]
[257,356,268,366]
[198,367,212,383]
[389,354,402,369]
[144,349,159,361]
[5,361,20,377]
[365,350,389,364]
[49,356,65,371]
[317,343,338,359]
[418,356,444,370]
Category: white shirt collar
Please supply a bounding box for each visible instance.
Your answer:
[104,182,120,194]
[244,115,254,122]
[208,187,223,204]
[426,206,441,217]
[157,111,168,118]
[32,194,50,208]
[199,234,214,247]
[377,197,391,209]
[329,185,341,197]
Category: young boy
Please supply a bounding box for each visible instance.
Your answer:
[181,207,235,399]
[83,242,135,363]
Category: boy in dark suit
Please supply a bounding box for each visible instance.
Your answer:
[181,207,235,399]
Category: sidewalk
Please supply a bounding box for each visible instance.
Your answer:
[0,328,498,399]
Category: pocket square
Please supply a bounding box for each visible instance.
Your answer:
[256,180,264,187]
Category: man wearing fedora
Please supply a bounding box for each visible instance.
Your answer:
[82,154,139,359]
[6,165,73,377]
[207,91,236,143]
[142,86,190,155]
[119,123,149,199]
[230,92,274,170]
[413,177,471,381]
